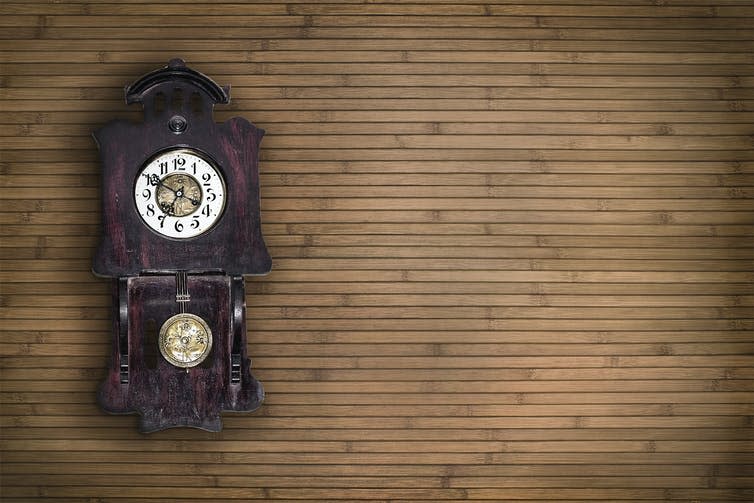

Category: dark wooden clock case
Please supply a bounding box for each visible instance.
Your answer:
[93,59,271,432]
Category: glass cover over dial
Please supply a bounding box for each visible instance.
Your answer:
[158,313,213,368]
[134,149,226,239]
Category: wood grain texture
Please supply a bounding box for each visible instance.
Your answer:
[1,0,752,501]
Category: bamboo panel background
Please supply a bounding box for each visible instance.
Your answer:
[1,1,753,501]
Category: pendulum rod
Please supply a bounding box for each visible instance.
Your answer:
[175,271,191,373]
[176,271,190,313]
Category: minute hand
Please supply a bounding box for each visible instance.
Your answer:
[165,179,201,204]
[175,186,200,205]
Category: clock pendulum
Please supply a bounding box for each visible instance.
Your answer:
[93,59,271,432]
[158,272,213,369]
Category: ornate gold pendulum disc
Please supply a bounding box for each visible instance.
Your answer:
[158,313,213,368]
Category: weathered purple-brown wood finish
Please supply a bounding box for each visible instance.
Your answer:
[93,60,269,432]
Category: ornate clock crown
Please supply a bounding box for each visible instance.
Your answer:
[125,58,230,106]
[123,58,230,132]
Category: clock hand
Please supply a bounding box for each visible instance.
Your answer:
[159,203,172,214]
[173,184,201,206]
[185,195,201,206]
[159,195,177,216]
[155,178,201,215]
[153,176,183,198]
[148,174,177,194]
[173,185,197,207]
[156,183,183,216]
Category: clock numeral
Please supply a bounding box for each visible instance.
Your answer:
[142,188,152,199]
[146,203,156,217]
[174,220,184,233]
[191,215,200,229]
[192,162,197,175]
[157,215,166,228]
[173,157,186,171]
[205,187,217,202]
[159,161,168,175]
[201,172,211,183]
[143,173,160,186]
[202,205,212,218]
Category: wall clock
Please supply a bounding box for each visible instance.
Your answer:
[92,59,271,432]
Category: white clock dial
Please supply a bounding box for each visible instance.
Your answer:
[134,149,226,239]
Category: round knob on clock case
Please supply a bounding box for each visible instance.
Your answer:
[168,115,188,133]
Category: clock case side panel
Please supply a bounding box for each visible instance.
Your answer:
[216,116,272,275]
[97,278,131,414]
[225,275,265,412]
[91,121,141,278]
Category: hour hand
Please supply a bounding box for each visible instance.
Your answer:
[159,200,176,215]
[175,184,200,206]
[152,176,180,196]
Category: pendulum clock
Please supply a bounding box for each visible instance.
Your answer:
[92,59,271,432]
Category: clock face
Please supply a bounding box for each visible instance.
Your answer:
[158,313,213,368]
[134,149,226,239]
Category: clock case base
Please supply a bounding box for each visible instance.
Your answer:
[98,274,263,433]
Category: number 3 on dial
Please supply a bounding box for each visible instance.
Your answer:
[134,149,226,239]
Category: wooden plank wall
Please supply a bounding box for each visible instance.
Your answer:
[1,1,753,501]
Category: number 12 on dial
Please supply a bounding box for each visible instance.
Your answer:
[134,149,226,239]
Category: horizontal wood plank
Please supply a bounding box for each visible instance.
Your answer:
[1,1,752,501]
